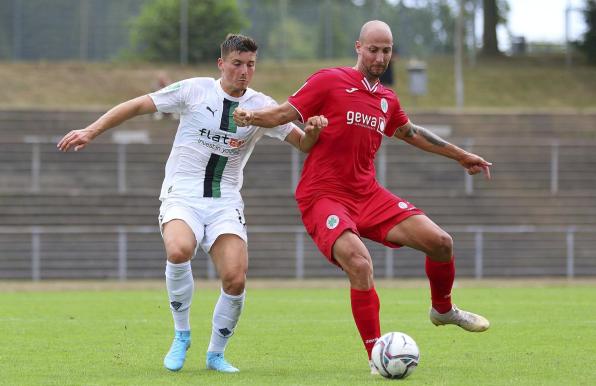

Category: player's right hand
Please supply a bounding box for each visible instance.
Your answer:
[57,128,95,152]
[233,108,253,127]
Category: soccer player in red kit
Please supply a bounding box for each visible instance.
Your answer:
[234,20,491,373]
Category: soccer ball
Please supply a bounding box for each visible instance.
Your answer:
[371,332,420,379]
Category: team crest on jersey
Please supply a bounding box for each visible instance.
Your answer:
[380,98,388,113]
[398,201,408,209]
[326,215,340,230]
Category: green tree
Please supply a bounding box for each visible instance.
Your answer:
[269,18,317,60]
[239,0,460,60]
[579,0,596,64]
[388,0,457,57]
[129,0,248,63]
[316,0,353,58]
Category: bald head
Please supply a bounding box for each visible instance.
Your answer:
[358,20,393,44]
[354,20,394,83]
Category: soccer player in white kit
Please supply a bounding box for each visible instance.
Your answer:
[57,34,327,373]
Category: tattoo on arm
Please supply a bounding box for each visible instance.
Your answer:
[404,125,417,138]
[405,123,447,147]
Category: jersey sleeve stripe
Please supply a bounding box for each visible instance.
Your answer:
[287,101,305,123]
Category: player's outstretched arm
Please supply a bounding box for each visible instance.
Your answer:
[57,95,157,152]
[284,115,328,153]
[394,120,492,179]
[234,101,300,128]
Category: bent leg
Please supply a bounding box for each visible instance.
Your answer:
[385,214,454,313]
[385,215,489,332]
[333,231,380,359]
[385,214,453,262]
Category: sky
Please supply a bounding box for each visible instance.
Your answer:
[501,0,587,47]
[393,0,589,48]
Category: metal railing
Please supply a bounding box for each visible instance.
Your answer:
[1,225,594,281]
[8,137,596,195]
[3,136,596,279]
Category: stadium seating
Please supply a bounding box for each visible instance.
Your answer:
[1,110,595,279]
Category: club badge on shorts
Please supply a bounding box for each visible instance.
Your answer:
[326,215,340,230]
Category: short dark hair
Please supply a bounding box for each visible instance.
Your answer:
[220,34,258,58]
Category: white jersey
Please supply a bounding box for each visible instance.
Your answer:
[149,78,294,201]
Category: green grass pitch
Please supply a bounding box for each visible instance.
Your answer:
[1,283,595,385]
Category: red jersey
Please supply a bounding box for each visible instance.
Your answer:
[289,67,409,202]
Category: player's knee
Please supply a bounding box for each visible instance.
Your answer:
[221,271,246,295]
[430,232,453,261]
[342,252,373,279]
[166,243,194,264]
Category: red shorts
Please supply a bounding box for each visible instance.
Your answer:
[297,186,424,267]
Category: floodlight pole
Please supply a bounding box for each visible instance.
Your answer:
[566,5,572,68]
[324,0,333,58]
[455,0,465,109]
[12,0,22,60]
[180,0,189,65]
[565,4,583,69]
[469,0,478,68]
[279,0,288,63]
[79,0,89,60]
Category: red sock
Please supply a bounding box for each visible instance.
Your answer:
[425,256,455,314]
[350,287,381,359]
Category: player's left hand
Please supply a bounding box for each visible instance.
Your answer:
[304,115,327,136]
[459,152,492,180]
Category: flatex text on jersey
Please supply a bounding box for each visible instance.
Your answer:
[197,128,246,155]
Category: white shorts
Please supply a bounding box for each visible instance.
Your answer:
[158,196,247,255]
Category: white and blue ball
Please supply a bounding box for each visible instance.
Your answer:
[371,332,420,379]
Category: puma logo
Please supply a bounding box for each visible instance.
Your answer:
[345,88,358,93]
[206,106,218,116]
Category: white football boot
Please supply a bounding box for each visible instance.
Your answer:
[369,360,379,375]
[430,305,490,332]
